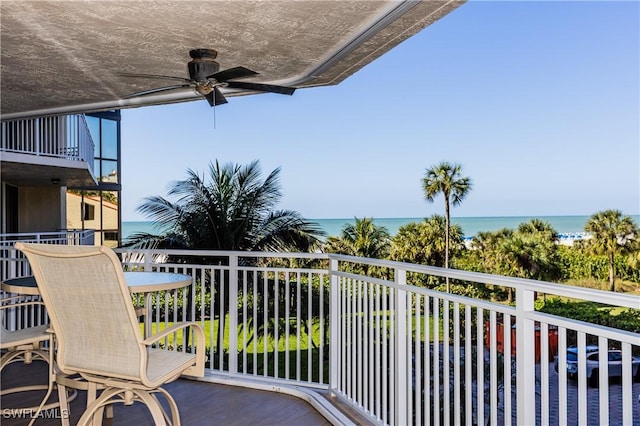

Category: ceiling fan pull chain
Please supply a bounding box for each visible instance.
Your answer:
[213,102,217,130]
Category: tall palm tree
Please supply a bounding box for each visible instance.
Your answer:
[422,162,472,291]
[584,210,638,292]
[126,160,324,252]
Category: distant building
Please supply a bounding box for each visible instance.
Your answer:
[66,191,119,248]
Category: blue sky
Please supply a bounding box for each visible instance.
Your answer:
[120,1,639,222]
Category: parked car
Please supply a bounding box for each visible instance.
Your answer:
[553,345,640,386]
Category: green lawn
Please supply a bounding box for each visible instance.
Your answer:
[145,310,442,352]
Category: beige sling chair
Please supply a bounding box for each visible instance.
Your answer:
[0,295,62,414]
[16,243,205,426]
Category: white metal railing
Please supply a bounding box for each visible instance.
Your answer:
[112,249,640,426]
[1,232,94,336]
[116,249,331,389]
[1,115,95,176]
[0,230,94,282]
[3,246,638,425]
[328,254,640,426]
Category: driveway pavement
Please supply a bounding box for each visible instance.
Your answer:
[535,361,640,426]
[485,360,639,425]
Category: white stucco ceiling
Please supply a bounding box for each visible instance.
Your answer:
[1,1,463,120]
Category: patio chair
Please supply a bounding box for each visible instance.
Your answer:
[0,296,55,409]
[0,295,49,369]
[16,242,205,426]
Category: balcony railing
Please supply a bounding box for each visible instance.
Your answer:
[1,115,95,176]
[0,230,94,280]
[1,247,638,425]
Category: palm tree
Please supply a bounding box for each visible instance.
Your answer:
[326,217,390,258]
[469,220,560,302]
[470,228,513,276]
[324,217,390,275]
[389,215,464,288]
[126,160,324,252]
[125,160,325,356]
[422,162,472,291]
[584,210,638,292]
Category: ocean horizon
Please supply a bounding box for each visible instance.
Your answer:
[121,214,640,241]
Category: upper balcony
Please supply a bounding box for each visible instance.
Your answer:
[0,115,97,187]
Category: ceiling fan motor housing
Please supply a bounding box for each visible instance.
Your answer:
[188,58,220,82]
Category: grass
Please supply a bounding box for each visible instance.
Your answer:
[562,278,639,294]
[144,318,328,382]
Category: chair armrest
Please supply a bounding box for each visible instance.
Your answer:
[141,321,202,345]
[142,321,205,378]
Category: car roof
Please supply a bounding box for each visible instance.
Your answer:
[567,345,599,353]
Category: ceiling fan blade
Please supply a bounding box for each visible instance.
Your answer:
[225,81,296,96]
[205,88,228,107]
[122,84,192,98]
[209,66,258,82]
[118,72,191,83]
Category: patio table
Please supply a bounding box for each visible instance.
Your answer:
[1,271,192,337]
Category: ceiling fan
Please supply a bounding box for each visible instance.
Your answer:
[120,49,296,107]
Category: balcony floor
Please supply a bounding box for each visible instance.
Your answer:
[1,361,335,425]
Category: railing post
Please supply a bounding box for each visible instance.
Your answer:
[228,254,239,374]
[35,118,40,155]
[329,258,339,390]
[515,286,536,425]
[143,250,152,271]
[394,267,408,426]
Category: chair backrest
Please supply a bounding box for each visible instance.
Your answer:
[15,243,145,381]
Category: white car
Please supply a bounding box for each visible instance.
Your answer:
[553,345,640,387]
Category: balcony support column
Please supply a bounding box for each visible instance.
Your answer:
[228,254,239,374]
[515,286,536,425]
[329,258,339,391]
[142,250,152,271]
[394,267,408,426]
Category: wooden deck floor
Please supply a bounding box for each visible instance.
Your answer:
[1,361,335,425]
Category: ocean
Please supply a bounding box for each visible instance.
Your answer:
[121,215,640,241]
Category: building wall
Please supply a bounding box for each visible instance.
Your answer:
[19,186,65,232]
[66,191,118,247]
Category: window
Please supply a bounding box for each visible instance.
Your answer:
[68,111,121,246]
[101,119,118,159]
[82,202,95,221]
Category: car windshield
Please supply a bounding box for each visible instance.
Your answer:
[609,352,622,362]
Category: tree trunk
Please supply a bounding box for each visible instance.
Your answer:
[609,252,616,292]
[445,198,450,292]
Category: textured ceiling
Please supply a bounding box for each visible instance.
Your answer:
[1,1,463,120]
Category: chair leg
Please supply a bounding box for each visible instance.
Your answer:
[105,404,114,419]
[0,348,49,371]
[56,381,71,426]
[136,390,170,426]
[152,387,181,426]
[27,343,55,426]
[77,388,171,426]
[77,387,121,426]
[87,382,102,426]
